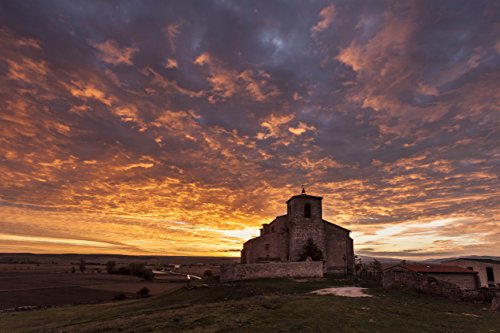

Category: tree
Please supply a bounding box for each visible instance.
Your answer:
[354,255,363,274]
[128,262,146,277]
[370,259,382,272]
[79,258,86,273]
[298,238,324,261]
[106,261,116,274]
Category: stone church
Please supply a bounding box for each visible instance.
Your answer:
[241,189,354,274]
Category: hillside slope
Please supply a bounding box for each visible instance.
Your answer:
[1,277,498,333]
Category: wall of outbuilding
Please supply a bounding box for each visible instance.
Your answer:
[442,260,500,288]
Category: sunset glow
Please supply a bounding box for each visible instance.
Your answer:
[0,1,499,259]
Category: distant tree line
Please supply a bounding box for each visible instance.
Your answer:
[105,261,154,280]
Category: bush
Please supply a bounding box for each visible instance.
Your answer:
[137,287,150,298]
[114,293,127,300]
[106,261,116,274]
[128,262,146,277]
[79,258,86,272]
[113,263,153,280]
[142,269,154,281]
[203,270,213,277]
[298,238,324,261]
[118,266,131,275]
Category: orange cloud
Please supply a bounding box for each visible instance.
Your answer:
[165,58,178,68]
[64,80,114,106]
[142,67,204,98]
[311,5,335,35]
[288,122,316,135]
[164,22,181,52]
[194,52,280,103]
[257,113,294,140]
[88,39,138,66]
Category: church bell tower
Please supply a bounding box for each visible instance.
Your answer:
[286,188,326,261]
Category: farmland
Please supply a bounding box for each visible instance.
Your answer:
[1,274,499,333]
[0,253,234,311]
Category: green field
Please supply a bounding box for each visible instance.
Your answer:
[0,276,498,333]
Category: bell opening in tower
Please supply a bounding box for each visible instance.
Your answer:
[304,203,311,218]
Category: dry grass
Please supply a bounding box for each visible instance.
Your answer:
[1,276,498,333]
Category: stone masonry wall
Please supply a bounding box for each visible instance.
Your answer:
[288,197,325,262]
[241,231,288,264]
[324,223,354,274]
[382,268,500,306]
[220,261,324,282]
[425,273,478,290]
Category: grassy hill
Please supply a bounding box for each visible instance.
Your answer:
[1,276,498,333]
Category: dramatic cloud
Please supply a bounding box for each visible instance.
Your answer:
[311,4,335,35]
[0,1,498,258]
[194,52,279,103]
[88,39,138,66]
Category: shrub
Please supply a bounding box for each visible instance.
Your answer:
[128,262,146,277]
[106,261,116,274]
[142,269,154,281]
[79,258,86,273]
[114,293,127,300]
[298,238,324,261]
[370,259,382,272]
[137,287,150,298]
[118,266,131,275]
[113,262,153,280]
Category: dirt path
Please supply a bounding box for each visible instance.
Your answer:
[310,287,372,297]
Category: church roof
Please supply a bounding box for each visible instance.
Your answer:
[286,193,323,203]
[322,219,351,233]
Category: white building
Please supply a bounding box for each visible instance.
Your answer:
[441,258,500,288]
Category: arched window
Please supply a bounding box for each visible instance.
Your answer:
[304,203,311,218]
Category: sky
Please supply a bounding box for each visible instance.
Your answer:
[0,0,499,259]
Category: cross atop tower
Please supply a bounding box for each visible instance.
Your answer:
[301,185,306,194]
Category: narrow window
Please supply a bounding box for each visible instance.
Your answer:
[467,267,473,270]
[304,203,311,218]
[265,244,270,251]
[486,267,495,282]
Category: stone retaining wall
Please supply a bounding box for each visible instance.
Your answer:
[382,269,500,307]
[220,261,324,282]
